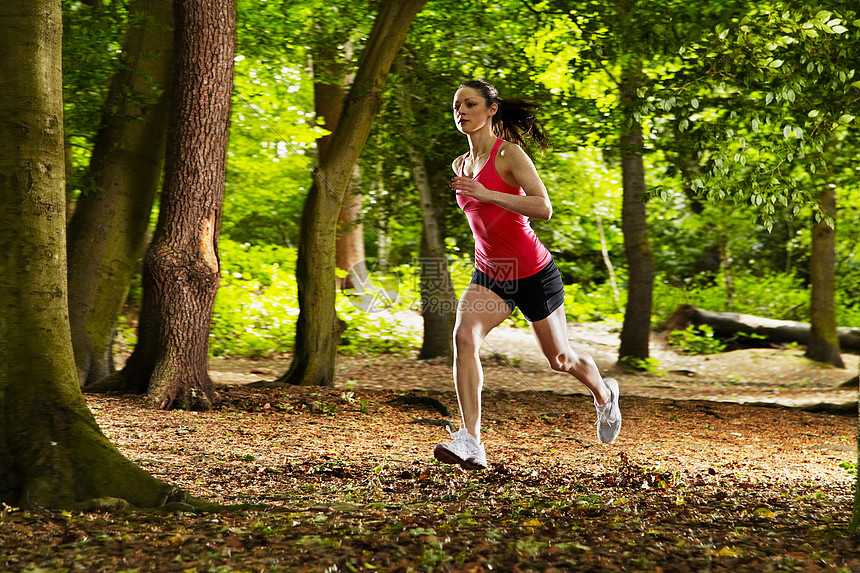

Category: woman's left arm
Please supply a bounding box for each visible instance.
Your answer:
[451,144,552,220]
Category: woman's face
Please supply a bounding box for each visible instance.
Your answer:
[452,87,496,134]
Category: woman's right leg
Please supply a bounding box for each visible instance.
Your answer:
[453,284,512,441]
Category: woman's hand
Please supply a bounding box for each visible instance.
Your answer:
[451,177,490,201]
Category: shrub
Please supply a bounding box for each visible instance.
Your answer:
[210,240,421,358]
[653,271,809,323]
[668,325,726,355]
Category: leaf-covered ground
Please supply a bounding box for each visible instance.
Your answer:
[2,376,858,572]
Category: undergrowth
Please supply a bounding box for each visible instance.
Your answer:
[121,240,857,360]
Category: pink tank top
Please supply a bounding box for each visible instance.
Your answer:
[457,138,551,280]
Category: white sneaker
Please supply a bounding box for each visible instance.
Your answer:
[596,378,621,443]
[433,427,487,470]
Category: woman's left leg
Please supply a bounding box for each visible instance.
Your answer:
[531,304,621,443]
[530,304,610,405]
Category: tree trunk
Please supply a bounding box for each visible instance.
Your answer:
[806,186,844,367]
[336,170,370,290]
[312,46,370,291]
[852,378,860,532]
[595,214,621,312]
[274,0,427,387]
[69,0,174,388]
[666,304,860,354]
[374,133,392,272]
[91,0,236,410]
[618,58,654,363]
[399,64,456,359]
[0,0,178,508]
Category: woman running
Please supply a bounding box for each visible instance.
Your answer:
[433,79,621,470]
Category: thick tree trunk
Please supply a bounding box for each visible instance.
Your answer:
[666,304,860,355]
[91,0,236,409]
[806,187,844,367]
[69,0,174,388]
[0,0,178,508]
[275,0,427,387]
[618,59,654,363]
[399,66,456,359]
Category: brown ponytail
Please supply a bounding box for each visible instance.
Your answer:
[459,79,549,151]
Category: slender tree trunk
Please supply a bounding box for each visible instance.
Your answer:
[617,58,654,363]
[336,168,370,290]
[806,186,844,367]
[375,133,392,272]
[274,0,427,387]
[0,0,178,508]
[720,238,734,311]
[399,64,456,359]
[595,214,621,312]
[91,0,236,410]
[69,0,174,388]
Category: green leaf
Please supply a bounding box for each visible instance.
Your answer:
[832,25,847,34]
[765,93,773,105]
[769,59,784,68]
[691,98,699,109]
[783,125,791,138]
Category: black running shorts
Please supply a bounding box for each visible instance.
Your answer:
[469,259,565,322]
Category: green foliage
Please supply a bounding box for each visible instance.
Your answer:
[668,325,726,355]
[653,271,810,322]
[619,355,665,376]
[211,240,422,358]
[563,281,625,324]
[224,56,322,247]
[62,1,130,198]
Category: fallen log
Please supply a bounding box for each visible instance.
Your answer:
[665,304,860,353]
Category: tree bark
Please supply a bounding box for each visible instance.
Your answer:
[336,169,370,290]
[91,0,236,409]
[313,42,367,290]
[595,214,621,312]
[852,379,860,533]
[806,186,844,367]
[666,304,860,354]
[399,64,456,359]
[312,45,370,291]
[274,0,428,387]
[69,0,174,388]
[618,58,655,363]
[0,0,178,508]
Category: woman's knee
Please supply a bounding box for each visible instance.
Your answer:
[546,353,570,372]
[453,322,482,353]
[546,350,591,374]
